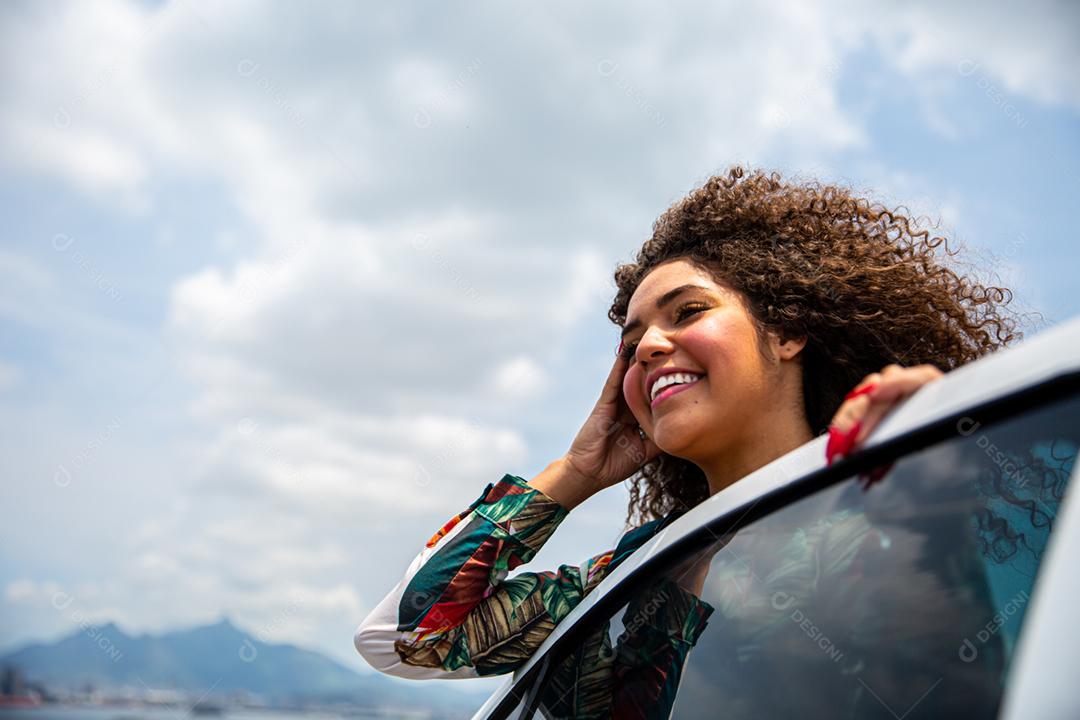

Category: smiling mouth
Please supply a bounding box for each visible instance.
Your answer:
[650,377,703,409]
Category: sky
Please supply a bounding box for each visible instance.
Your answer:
[2,0,1079,696]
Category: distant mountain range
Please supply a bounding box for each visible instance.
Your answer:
[0,617,488,715]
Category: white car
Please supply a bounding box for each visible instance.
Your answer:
[470,316,1080,719]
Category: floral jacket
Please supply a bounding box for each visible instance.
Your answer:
[354,473,715,719]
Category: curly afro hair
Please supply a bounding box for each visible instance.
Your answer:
[609,165,1022,529]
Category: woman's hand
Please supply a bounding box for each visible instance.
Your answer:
[826,363,944,476]
[562,352,663,494]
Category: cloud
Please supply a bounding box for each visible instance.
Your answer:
[193,409,528,520]
[868,0,1080,110]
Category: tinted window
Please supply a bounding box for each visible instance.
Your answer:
[525,392,1080,719]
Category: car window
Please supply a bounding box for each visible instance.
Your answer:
[520,391,1080,720]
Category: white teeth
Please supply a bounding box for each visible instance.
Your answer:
[650,372,703,402]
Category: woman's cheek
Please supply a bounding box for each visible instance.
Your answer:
[679,315,727,353]
[622,365,645,416]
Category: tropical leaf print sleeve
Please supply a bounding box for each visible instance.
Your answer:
[353,473,611,679]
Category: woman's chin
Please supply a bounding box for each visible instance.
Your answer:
[652,419,700,458]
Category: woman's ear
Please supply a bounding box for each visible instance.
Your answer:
[774,333,807,361]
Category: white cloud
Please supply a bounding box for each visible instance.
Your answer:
[493,357,549,399]
[5,578,61,603]
[9,124,148,208]
[869,0,1080,109]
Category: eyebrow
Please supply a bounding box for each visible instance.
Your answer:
[621,284,711,339]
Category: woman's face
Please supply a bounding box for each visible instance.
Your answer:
[620,259,794,462]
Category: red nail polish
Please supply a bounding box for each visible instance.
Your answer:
[844,420,863,452]
[825,420,862,466]
[844,383,878,402]
[829,427,846,468]
[825,426,844,466]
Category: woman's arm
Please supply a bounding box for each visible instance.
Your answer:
[356,353,660,679]
[353,459,612,679]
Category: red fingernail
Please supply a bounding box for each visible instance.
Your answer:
[844,383,878,402]
[616,341,624,357]
[825,421,862,466]
[845,420,863,453]
[825,426,844,466]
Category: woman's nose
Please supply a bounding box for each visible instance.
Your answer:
[635,325,675,360]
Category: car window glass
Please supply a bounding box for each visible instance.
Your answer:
[522,392,1080,720]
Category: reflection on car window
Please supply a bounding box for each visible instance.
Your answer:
[525,393,1079,720]
[528,571,714,718]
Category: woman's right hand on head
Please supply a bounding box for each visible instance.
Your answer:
[561,352,662,495]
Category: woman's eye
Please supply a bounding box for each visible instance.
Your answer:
[675,303,707,322]
[619,342,638,360]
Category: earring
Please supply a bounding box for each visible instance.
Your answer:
[637,426,647,440]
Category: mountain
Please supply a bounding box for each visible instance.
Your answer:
[0,617,488,714]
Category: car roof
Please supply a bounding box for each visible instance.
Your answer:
[473,314,1080,718]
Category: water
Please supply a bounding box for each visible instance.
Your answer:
[0,708,414,720]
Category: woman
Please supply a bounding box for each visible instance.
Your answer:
[353,166,1017,715]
